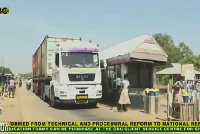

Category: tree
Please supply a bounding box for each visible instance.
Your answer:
[178,42,193,62]
[153,33,181,70]
[154,33,174,48]
[181,55,200,71]
[0,66,12,74]
[154,33,200,85]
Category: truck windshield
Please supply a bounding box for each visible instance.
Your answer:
[61,52,99,68]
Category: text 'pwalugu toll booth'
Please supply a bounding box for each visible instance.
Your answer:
[100,34,168,109]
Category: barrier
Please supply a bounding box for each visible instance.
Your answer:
[143,96,160,114]
[172,102,194,121]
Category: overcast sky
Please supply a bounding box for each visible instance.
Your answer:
[0,0,199,74]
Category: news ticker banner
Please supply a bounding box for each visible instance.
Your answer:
[1,121,200,132]
[0,7,9,14]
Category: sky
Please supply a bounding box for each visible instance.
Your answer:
[0,0,199,74]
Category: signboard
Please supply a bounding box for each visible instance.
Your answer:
[181,64,195,80]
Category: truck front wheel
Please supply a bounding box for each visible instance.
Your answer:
[89,102,97,108]
[50,87,57,108]
[40,84,44,100]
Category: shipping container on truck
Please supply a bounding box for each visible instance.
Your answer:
[32,35,103,108]
[32,35,81,95]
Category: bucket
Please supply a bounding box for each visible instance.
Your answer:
[183,96,189,103]
[149,91,155,96]
[155,91,159,96]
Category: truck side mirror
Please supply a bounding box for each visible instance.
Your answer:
[55,53,59,67]
[100,62,105,69]
[100,60,106,69]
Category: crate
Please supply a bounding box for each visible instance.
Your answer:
[172,102,194,121]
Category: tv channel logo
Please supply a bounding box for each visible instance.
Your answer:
[0,7,9,14]
[0,121,10,132]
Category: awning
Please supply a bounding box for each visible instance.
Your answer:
[106,54,130,66]
[131,52,167,63]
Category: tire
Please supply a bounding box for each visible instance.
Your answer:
[33,83,36,93]
[89,102,97,108]
[41,84,48,102]
[50,87,57,108]
[40,84,44,100]
[43,93,48,102]
[35,84,39,96]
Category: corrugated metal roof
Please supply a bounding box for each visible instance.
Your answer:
[100,34,167,61]
[156,63,200,75]
[100,34,149,60]
[156,63,181,74]
[195,70,200,74]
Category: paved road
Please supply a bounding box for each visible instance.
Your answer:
[0,85,186,134]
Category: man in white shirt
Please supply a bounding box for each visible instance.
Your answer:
[26,77,32,90]
[9,77,15,98]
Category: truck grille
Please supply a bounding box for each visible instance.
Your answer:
[68,74,95,81]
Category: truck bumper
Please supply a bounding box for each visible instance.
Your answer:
[55,98,100,104]
[54,84,102,100]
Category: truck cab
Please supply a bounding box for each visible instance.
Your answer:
[44,41,102,107]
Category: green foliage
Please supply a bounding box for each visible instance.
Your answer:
[154,33,198,85]
[159,75,171,85]
[181,55,200,70]
[0,66,12,74]
[153,33,180,70]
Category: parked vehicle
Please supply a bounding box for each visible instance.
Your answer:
[32,35,103,108]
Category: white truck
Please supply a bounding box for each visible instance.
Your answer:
[32,35,102,108]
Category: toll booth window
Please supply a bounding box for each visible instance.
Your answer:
[107,66,116,89]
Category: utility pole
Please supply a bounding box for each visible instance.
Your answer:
[1,58,4,86]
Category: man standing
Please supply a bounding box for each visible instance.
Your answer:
[14,77,17,95]
[8,77,15,98]
[26,77,31,90]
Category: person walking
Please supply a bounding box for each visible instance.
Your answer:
[8,77,15,98]
[18,78,22,88]
[118,74,131,112]
[26,77,32,90]
[14,77,17,95]
[0,84,5,96]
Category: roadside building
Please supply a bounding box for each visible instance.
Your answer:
[100,34,168,109]
[156,63,200,84]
